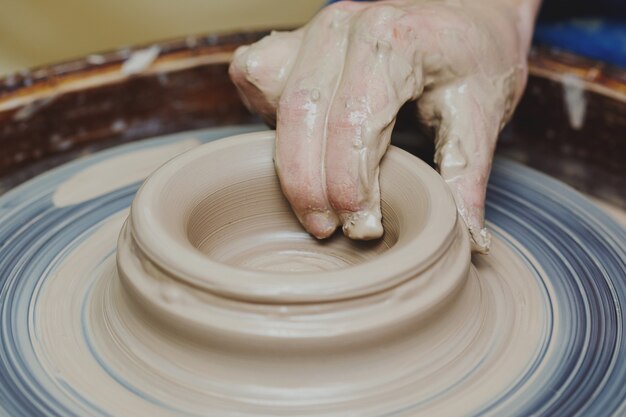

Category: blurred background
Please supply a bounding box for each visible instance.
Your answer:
[0,0,322,75]
[1,0,625,75]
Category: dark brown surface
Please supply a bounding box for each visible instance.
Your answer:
[500,46,626,206]
[0,32,624,206]
[0,31,269,191]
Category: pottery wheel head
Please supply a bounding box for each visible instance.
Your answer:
[10,126,620,416]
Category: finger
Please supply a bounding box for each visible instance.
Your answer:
[275,3,364,239]
[419,78,504,253]
[325,4,422,239]
[229,30,303,125]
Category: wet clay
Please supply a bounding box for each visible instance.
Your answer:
[6,128,626,416]
[121,131,469,305]
[31,133,549,416]
[30,131,548,415]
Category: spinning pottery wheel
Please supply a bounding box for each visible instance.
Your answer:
[0,32,625,416]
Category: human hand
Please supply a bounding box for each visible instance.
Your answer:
[229,0,539,252]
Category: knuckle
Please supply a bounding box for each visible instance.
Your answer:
[358,4,402,37]
[316,5,341,25]
[315,1,355,28]
[230,44,249,67]
[230,42,271,87]
[228,46,248,78]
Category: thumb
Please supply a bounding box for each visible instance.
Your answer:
[441,157,492,253]
[419,79,504,253]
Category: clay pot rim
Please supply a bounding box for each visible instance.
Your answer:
[130,130,459,303]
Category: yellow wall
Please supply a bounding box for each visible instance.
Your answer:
[0,0,323,75]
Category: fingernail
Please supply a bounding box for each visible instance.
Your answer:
[341,210,383,240]
[469,226,491,254]
[456,204,491,254]
[304,212,338,239]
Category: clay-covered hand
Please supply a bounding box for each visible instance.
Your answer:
[229,0,539,252]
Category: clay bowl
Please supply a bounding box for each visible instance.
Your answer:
[116,130,470,347]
